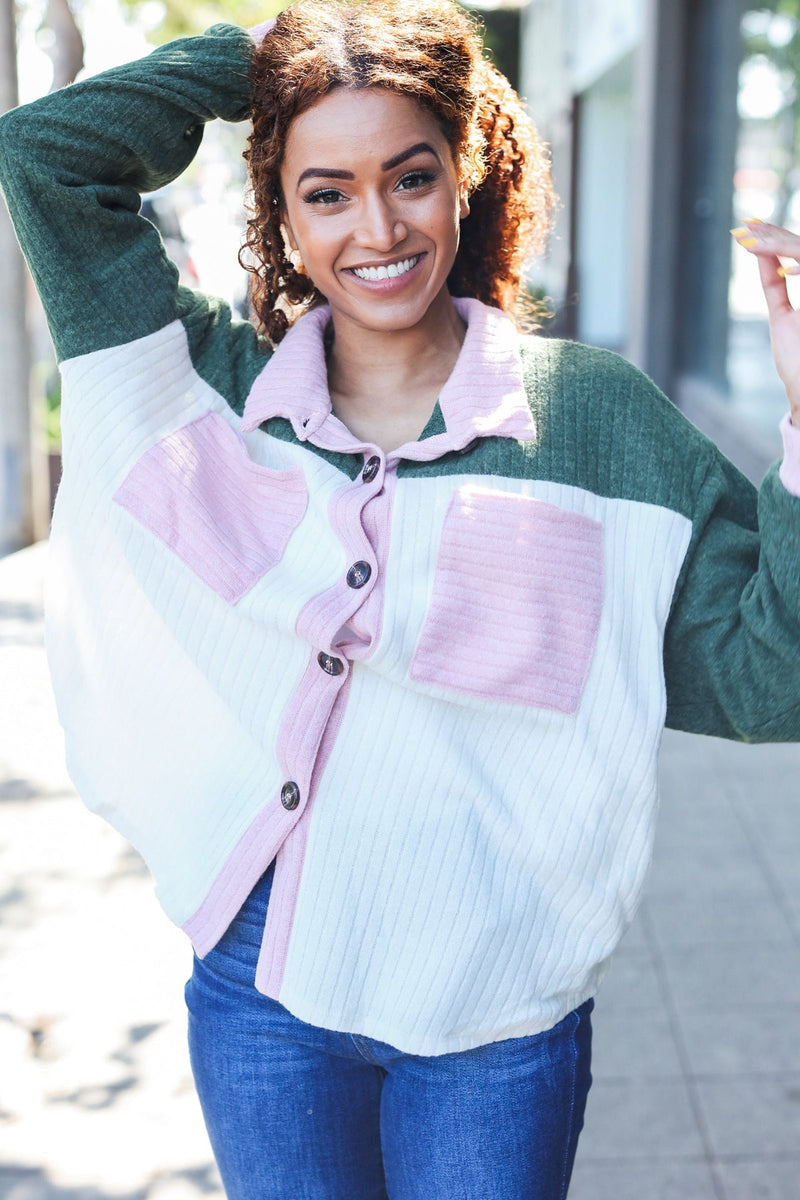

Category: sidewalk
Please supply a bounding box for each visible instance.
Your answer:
[1,543,799,1200]
[0,544,222,1200]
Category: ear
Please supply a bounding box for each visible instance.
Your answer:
[281,216,299,256]
[459,180,470,220]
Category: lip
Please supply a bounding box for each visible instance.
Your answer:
[342,252,427,293]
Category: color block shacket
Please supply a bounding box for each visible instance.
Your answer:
[1,25,799,1056]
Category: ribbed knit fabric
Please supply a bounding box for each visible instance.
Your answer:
[1,26,799,1055]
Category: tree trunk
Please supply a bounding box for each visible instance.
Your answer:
[44,0,84,90]
[0,0,40,554]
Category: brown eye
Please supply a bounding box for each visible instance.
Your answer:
[396,169,437,191]
[304,188,347,206]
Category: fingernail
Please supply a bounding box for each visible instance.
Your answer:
[778,265,790,278]
[737,237,759,248]
[730,227,748,237]
[745,216,762,224]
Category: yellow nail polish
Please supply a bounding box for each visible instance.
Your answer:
[778,265,789,278]
[730,227,748,237]
[737,237,758,248]
[745,216,762,224]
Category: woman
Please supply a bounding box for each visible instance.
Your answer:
[0,2,798,1196]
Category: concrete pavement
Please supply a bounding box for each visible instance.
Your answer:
[0,543,221,1200]
[1,542,799,1200]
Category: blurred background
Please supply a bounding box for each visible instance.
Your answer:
[2,0,800,554]
[520,0,800,481]
[1,3,800,1199]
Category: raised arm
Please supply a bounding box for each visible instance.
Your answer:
[0,23,255,363]
[660,222,800,740]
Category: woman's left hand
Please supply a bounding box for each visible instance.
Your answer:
[248,17,277,44]
[732,220,800,424]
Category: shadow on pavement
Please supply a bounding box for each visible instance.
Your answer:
[0,1163,224,1199]
[0,780,66,802]
[0,1167,144,1200]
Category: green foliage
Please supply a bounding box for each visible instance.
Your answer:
[118,0,285,43]
[743,1,800,60]
[741,3,800,222]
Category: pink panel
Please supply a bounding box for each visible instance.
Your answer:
[293,469,396,659]
[255,674,353,997]
[182,797,298,956]
[183,654,349,959]
[409,489,604,714]
[113,412,307,603]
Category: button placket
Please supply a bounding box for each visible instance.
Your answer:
[268,447,390,831]
[274,645,350,824]
[292,458,393,676]
[340,468,380,595]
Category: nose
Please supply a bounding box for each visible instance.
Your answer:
[355,192,407,251]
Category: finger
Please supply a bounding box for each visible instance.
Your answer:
[731,219,761,250]
[757,252,794,321]
[731,219,800,259]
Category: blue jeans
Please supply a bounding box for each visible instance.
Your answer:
[185,865,593,1200]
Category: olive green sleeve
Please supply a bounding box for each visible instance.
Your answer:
[0,23,256,364]
[664,449,800,742]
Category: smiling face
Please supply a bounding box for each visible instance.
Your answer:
[279,86,469,340]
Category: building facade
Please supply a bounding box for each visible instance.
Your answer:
[520,0,795,481]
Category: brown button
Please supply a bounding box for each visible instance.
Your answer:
[280,781,300,811]
[362,455,381,483]
[317,652,344,676]
[346,561,371,589]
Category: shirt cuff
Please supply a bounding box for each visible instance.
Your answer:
[779,412,800,496]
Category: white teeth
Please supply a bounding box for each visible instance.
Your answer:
[353,255,420,282]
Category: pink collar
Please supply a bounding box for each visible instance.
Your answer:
[241,297,536,461]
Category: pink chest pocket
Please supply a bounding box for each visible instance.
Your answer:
[113,412,307,604]
[409,487,604,714]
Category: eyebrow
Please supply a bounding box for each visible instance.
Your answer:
[382,142,440,171]
[296,142,440,188]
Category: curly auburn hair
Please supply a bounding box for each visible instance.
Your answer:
[243,0,554,344]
